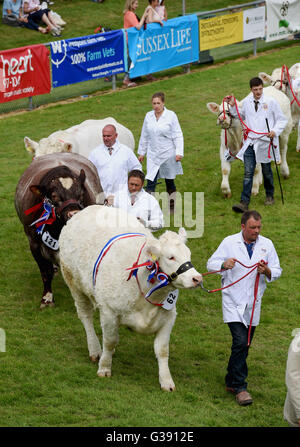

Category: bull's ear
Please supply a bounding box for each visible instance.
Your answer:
[258,72,272,85]
[24,137,38,154]
[146,239,161,261]
[206,102,219,115]
[178,227,187,243]
[79,169,86,185]
[30,185,46,197]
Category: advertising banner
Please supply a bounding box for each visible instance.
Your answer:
[127,15,199,79]
[199,12,243,51]
[50,30,126,88]
[266,0,300,42]
[243,6,266,41]
[0,44,51,103]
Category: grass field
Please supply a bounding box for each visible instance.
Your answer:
[1,2,300,429]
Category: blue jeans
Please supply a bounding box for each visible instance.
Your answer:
[146,171,176,194]
[241,145,274,204]
[225,322,256,393]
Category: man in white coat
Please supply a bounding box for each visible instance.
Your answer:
[284,329,300,427]
[106,169,164,231]
[89,124,142,197]
[226,77,288,213]
[207,210,282,406]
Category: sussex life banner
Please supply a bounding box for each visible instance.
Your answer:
[266,0,300,42]
[50,30,127,88]
[0,44,51,103]
[127,15,199,79]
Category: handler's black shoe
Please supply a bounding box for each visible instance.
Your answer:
[264,197,275,206]
[232,201,248,213]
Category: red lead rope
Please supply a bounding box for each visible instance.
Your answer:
[202,259,266,346]
[281,65,300,108]
[222,96,274,159]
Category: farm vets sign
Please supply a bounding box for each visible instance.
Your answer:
[0,45,51,103]
[127,15,199,78]
[266,0,300,42]
[50,30,126,88]
[199,7,265,51]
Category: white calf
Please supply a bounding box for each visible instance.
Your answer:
[59,205,202,391]
[24,117,135,158]
[207,101,262,198]
[259,65,300,152]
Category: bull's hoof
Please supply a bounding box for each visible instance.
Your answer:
[40,292,54,309]
[90,354,100,363]
[161,384,176,392]
[97,368,111,377]
[296,148,300,153]
[223,192,232,198]
[251,191,259,196]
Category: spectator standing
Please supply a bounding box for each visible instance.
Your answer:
[146,0,163,26]
[88,124,142,196]
[207,210,282,406]
[284,329,300,427]
[106,170,164,231]
[123,0,149,88]
[138,92,183,211]
[225,77,288,213]
[155,0,167,21]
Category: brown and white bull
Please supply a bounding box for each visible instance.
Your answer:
[59,205,202,391]
[207,86,293,197]
[15,153,103,308]
[259,64,300,151]
[24,117,135,158]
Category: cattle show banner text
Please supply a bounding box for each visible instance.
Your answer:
[243,6,265,41]
[127,15,199,79]
[0,44,51,103]
[266,0,300,42]
[50,30,126,88]
[199,12,243,51]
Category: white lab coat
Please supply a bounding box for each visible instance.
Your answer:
[207,231,282,327]
[229,93,288,163]
[113,187,164,231]
[88,140,142,195]
[138,107,184,181]
[284,330,300,427]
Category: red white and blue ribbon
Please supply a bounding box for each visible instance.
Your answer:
[144,272,169,299]
[93,232,146,287]
[29,201,56,235]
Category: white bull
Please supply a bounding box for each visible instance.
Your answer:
[259,64,300,151]
[59,205,202,391]
[24,118,135,158]
[207,86,293,198]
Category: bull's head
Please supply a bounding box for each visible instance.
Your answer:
[145,228,202,289]
[30,166,86,223]
[259,69,288,92]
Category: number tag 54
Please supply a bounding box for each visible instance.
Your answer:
[161,290,179,310]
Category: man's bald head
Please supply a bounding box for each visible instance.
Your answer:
[102,124,118,147]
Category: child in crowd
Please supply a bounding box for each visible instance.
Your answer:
[155,0,167,21]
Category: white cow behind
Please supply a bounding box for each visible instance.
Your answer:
[207,86,293,197]
[24,118,135,158]
[259,64,300,151]
[207,100,262,198]
[59,205,202,391]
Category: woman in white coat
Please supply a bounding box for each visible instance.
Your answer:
[137,92,184,208]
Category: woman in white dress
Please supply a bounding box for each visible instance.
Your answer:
[137,92,184,207]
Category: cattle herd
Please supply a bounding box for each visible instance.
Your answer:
[14,63,300,390]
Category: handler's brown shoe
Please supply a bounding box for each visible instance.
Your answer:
[236,390,253,406]
[232,201,248,213]
[264,197,275,206]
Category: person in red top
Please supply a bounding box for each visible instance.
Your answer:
[123,0,150,87]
